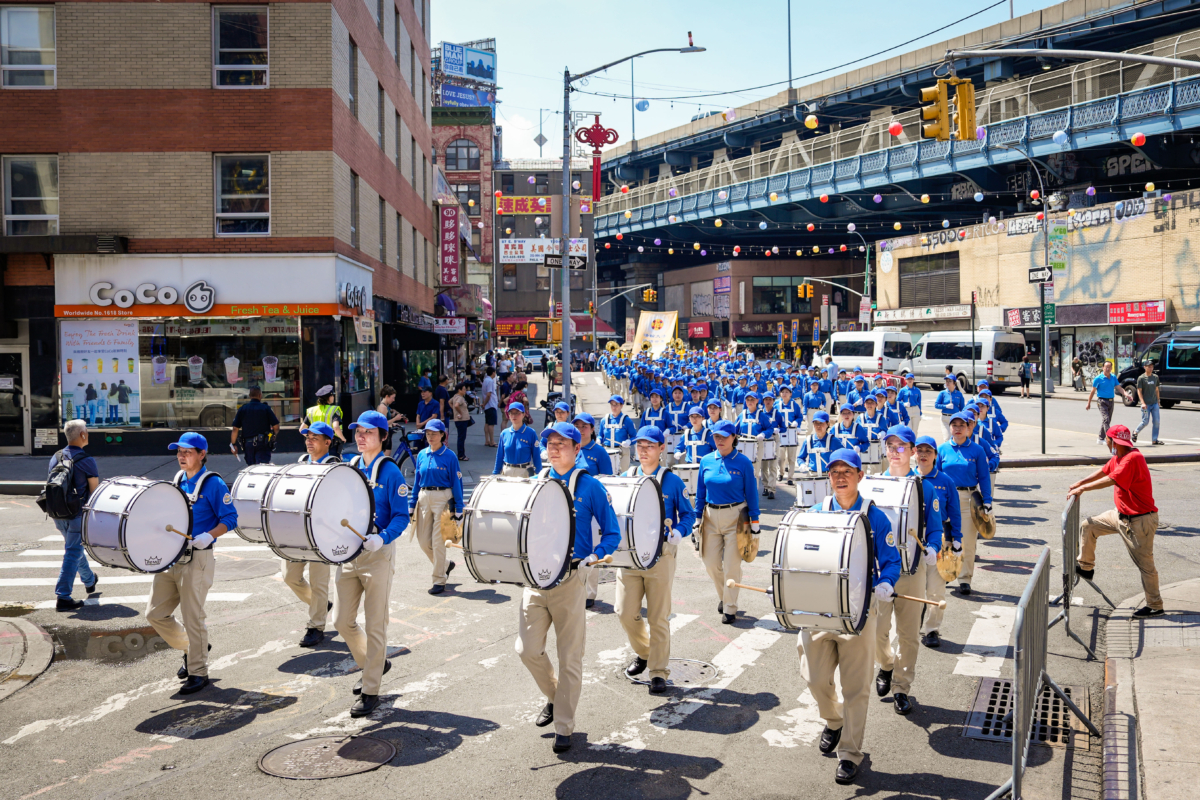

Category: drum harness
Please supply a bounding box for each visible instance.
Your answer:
[172,469,223,556]
[297,453,340,464]
[348,454,390,530]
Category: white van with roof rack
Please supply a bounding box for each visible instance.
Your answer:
[904,327,1026,392]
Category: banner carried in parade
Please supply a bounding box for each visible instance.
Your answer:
[631,310,678,358]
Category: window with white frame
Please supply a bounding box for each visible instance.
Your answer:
[3,154,57,234]
[1,6,55,88]
[212,6,267,88]
[215,155,270,235]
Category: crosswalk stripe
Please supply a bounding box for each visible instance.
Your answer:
[24,545,273,557]
[38,535,60,542]
[0,575,154,586]
[953,606,1017,677]
[0,561,74,569]
[30,592,252,610]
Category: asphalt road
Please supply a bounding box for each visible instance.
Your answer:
[0,373,1195,800]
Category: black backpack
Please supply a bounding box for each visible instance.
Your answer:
[38,450,82,520]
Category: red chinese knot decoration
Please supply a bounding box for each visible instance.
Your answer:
[574,115,619,200]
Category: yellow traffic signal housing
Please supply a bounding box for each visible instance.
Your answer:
[919,80,951,141]
[954,79,977,141]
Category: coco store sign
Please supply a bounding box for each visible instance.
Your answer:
[90,281,217,314]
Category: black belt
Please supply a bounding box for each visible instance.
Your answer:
[505,462,532,468]
[956,485,978,492]
[1119,511,1154,521]
[707,502,745,509]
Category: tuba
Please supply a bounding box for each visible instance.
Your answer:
[606,340,620,353]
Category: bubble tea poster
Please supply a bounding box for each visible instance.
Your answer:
[60,320,142,427]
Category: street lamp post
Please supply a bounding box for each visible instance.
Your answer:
[848,230,871,331]
[559,35,705,403]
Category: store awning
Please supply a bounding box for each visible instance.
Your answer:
[495,316,616,337]
[435,293,457,315]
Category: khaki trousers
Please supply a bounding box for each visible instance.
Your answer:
[516,568,588,737]
[908,407,922,437]
[334,542,395,695]
[501,464,532,479]
[874,563,925,694]
[941,414,953,443]
[615,546,677,680]
[147,548,216,677]
[1080,509,1162,610]
[413,487,452,585]
[585,564,600,601]
[700,504,746,615]
[920,559,948,634]
[957,488,980,585]
[779,445,800,483]
[757,446,777,492]
[282,559,332,629]
[799,603,878,765]
[803,408,817,436]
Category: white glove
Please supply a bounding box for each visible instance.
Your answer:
[692,520,703,536]
[924,546,939,566]
[952,541,963,554]
[750,522,760,534]
[192,532,215,549]
[581,553,599,567]
[874,582,895,601]
[756,432,765,440]
[454,512,463,522]
[667,528,683,545]
[983,504,993,514]
[364,534,384,552]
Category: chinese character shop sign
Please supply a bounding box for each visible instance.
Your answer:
[440,207,461,287]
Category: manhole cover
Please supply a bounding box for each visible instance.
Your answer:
[597,569,616,584]
[962,678,1090,750]
[0,542,40,553]
[259,735,396,780]
[625,658,718,688]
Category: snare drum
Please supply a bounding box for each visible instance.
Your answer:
[794,473,831,508]
[262,463,373,563]
[665,431,681,454]
[674,462,700,499]
[83,477,192,573]
[462,476,575,589]
[737,436,759,463]
[596,475,664,570]
[780,425,799,448]
[605,445,628,473]
[229,465,286,543]
[771,508,872,634]
[864,440,883,465]
[760,437,777,462]
[860,475,924,574]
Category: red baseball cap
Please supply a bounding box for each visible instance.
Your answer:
[1106,425,1134,446]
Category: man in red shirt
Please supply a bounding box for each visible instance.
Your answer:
[1067,425,1163,617]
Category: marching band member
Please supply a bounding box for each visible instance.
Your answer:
[733,375,750,420]
[976,379,1009,432]
[914,435,961,648]
[898,373,923,435]
[831,404,869,455]
[339,411,410,717]
[599,395,638,473]
[524,422,622,753]
[801,448,900,785]
[640,388,671,467]
[573,412,613,476]
[858,392,886,475]
[494,402,541,478]
[816,368,835,413]
[694,420,760,625]
[801,380,826,436]
[736,391,777,500]
[409,419,463,596]
[937,410,991,596]
[797,411,833,474]
[665,386,690,466]
[705,397,725,431]
[775,385,803,486]
[875,425,942,716]
[676,406,715,463]
[934,374,965,442]
[835,370,852,410]
[847,374,869,413]
[882,385,904,429]
[619,426,695,694]
[287,422,339,648]
[148,432,237,695]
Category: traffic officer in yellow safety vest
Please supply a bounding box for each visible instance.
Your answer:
[409,419,464,595]
[522,422,621,754]
[288,421,340,649]
[619,426,696,694]
[801,448,901,786]
[303,385,346,456]
[875,425,942,717]
[694,420,760,625]
[339,411,410,718]
[147,432,238,696]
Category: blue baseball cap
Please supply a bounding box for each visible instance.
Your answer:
[168,431,208,451]
[608,395,625,405]
[573,412,596,427]
[705,398,721,408]
[828,448,862,470]
[541,421,582,444]
[838,403,854,413]
[688,405,704,417]
[854,367,863,373]
[885,384,898,393]
[854,375,866,383]
[424,419,447,434]
[299,421,335,438]
[507,402,526,414]
[348,410,389,431]
[710,420,737,438]
[977,379,989,387]
[863,393,878,404]
[978,389,993,398]
[634,425,665,444]
[915,435,939,450]
[812,410,831,423]
[649,388,664,398]
[763,390,775,399]
[905,372,916,379]
[884,424,915,444]
[672,384,686,393]
[944,374,957,383]
[554,401,571,412]
[745,391,760,401]
[951,410,975,423]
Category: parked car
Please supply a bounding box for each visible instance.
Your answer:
[817,329,913,375]
[1116,329,1200,408]
[905,327,1026,392]
[521,348,555,364]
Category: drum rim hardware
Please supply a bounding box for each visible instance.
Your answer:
[83,478,193,574]
[463,476,577,590]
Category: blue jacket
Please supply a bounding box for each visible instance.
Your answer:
[937,439,992,504]
[494,423,542,474]
[599,413,638,447]
[548,467,621,561]
[830,421,870,453]
[797,432,833,472]
[410,445,464,514]
[178,468,238,543]
[640,404,670,433]
[696,450,760,523]
[352,453,410,543]
[989,399,1010,431]
[665,401,690,432]
[676,426,715,463]
[774,399,804,431]
[858,410,887,442]
[577,440,614,475]
[935,388,965,415]
[736,406,775,437]
[630,464,696,539]
[898,385,922,413]
[801,390,826,411]
[822,494,901,588]
[918,465,962,544]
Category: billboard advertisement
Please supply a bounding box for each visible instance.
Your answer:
[496,196,551,215]
[441,84,496,109]
[439,207,461,286]
[60,319,141,427]
[631,311,678,358]
[499,238,588,264]
[441,43,496,85]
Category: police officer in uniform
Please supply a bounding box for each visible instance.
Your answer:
[493,402,541,477]
[410,419,463,595]
[303,385,346,457]
[230,386,279,464]
[147,432,238,695]
[338,411,410,717]
[287,421,339,648]
[523,422,621,753]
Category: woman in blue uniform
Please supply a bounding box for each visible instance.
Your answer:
[936,410,991,596]
[913,434,962,647]
[410,419,464,596]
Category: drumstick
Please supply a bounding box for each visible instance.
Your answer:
[340,519,368,541]
[726,579,772,594]
[165,525,192,540]
[444,540,464,549]
[896,594,947,609]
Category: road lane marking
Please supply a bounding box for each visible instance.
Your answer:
[22,545,272,557]
[0,576,154,586]
[30,593,251,610]
[953,606,1017,677]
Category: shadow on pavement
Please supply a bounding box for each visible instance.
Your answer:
[136,685,299,739]
[532,748,722,800]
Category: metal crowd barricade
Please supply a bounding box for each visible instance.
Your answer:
[1047,496,1097,659]
[986,547,1100,800]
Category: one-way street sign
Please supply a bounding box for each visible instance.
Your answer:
[544,253,589,270]
[1028,267,1053,283]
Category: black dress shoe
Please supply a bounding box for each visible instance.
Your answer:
[649,677,667,694]
[1134,606,1165,617]
[85,577,98,594]
[552,734,571,753]
[921,631,941,648]
[787,480,794,486]
[625,656,647,677]
[875,669,893,697]
[718,601,723,614]
[894,692,914,715]
[834,759,859,785]
[428,584,446,595]
[585,599,595,609]
[327,601,333,611]
[535,703,554,727]
[299,628,324,648]
[721,613,736,625]
[447,561,456,576]
[177,643,212,679]
[350,693,379,718]
[179,675,209,695]
[55,597,84,612]
[353,659,391,695]
[818,726,842,754]
[1076,567,1095,580]
[768,491,775,500]
[959,583,972,596]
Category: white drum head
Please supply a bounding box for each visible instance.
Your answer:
[627,477,664,568]
[307,464,372,562]
[523,481,573,588]
[126,481,191,572]
[230,465,283,543]
[846,519,870,631]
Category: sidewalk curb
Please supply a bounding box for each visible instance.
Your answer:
[0,617,55,703]
[1002,452,1200,469]
[0,481,45,496]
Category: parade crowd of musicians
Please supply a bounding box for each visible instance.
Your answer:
[56,347,1166,788]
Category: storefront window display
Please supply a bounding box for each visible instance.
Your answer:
[340,319,373,396]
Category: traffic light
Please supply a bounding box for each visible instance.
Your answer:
[797,283,813,300]
[642,289,651,302]
[919,79,951,141]
[528,320,551,342]
[954,79,977,141]
[587,300,595,316]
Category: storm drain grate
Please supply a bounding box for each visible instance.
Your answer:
[962,678,1090,750]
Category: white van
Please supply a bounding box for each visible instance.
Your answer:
[905,327,1026,392]
[818,328,914,375]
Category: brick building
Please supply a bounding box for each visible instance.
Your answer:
[0,0,441,454]
[431,105,495,291]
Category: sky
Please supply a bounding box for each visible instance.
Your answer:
[431,0,1068,160]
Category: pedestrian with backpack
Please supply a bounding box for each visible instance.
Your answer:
[43,419,100,611]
